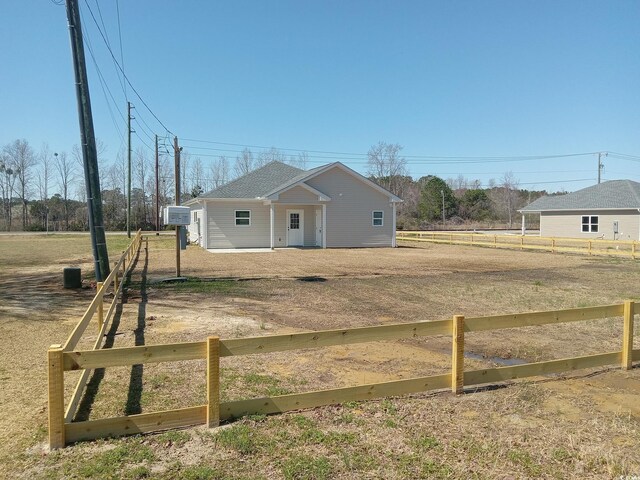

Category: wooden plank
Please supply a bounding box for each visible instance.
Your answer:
[64,289,119,422]
[220,319,452,357]
[96,282,104,333]
[64,368,92,423]
[464,351,620,386]
[48,344,65,449]
[220,374,451,420]
[465,304,623,332]
[622,300,634,370]
[62,289,105,352]
[451,315,464,394]
[65,406,207,443]
[207,337,220,427]
[63,341,207,371]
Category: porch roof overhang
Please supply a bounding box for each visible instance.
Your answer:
[264,181,332,202]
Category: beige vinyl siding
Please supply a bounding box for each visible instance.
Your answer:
[540,210,640,240]
[277,186,319,204]
[207,202,271,248]
[306,167,393,247]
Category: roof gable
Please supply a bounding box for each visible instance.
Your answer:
[520,180,640,212]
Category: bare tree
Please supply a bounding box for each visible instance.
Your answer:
[234,148,254,177]
[257,147,287,167]
[367,141,408,198]
[180,150,191,202]
[55,151,74,230]
[37,144,53,231]
[289,151,309,169]
[211,155,230,189]
[501,171,520,228]
[4,139,36,228]
[191,157,204,193]
[0,151,18,231]
[135,147,150,225]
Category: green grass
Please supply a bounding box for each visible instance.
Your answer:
[154,278,243,295]
[63,440,155,478]
[281,455,333,480]
[216,424,257,455]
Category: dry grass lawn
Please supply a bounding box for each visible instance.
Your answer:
[0,234,639,479]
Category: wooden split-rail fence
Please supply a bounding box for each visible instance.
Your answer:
[48,234,639,449]
[397,231,639,258]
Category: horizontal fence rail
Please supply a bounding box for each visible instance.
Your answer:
[397,231,639,259]
[50,299,639,448]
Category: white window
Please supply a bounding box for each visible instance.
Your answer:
[192,212,198,222]
[235,210,251,226]
[581,215,598,233]
[372,211,383,226]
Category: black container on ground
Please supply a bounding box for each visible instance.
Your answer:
[63,267,82,289]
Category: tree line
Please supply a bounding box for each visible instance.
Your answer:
[1,138,548,232]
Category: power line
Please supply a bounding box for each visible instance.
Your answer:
[181,137,602,161]
[115,0,127,102]
[82,0,174,136]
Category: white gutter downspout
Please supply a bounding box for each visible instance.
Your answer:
[202,200,208,249]
[392,202,397,247]
[270,203,275,250]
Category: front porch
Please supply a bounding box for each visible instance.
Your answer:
[267,202,327,249]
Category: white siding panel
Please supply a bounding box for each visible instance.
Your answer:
[306,168,393,247]
[540,210,640,240]
[207,202,271,248]
[277,186,320,204]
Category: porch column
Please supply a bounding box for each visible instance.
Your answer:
[270,203,275,250]
[392,202,397,247]
[521,214,525,236]
[322,203,327,249]
[202,201,208,249]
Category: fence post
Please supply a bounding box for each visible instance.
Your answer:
[622,301,634,370]
[588,240,592,256]
[451,315,464,394]
[632,242,636,259]
[520,237,524,250]
[96,282,104,332]
[114,263,119,293]
[207,336,220,427]
[48,344,65,449]
[494,235,497,248]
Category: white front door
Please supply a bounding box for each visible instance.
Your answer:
[286,209,304,246]
[315,209,322,247]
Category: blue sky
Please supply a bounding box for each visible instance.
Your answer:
[1,0,639,192]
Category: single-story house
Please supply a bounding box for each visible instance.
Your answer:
[184,161,402,249]
[519,179,640,240]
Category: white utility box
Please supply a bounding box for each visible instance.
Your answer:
[163,206,191,226]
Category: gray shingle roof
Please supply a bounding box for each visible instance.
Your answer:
[198,161,305,199]
[520,180,640,212]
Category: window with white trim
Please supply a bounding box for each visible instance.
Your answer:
[581,215,598,233]
[372,210,383,226]
[235,210,251,226]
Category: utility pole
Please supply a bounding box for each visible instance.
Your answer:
[174,136,181,277]
[155,134,160,234]
[441,189,445,227]
[65,0,110,281]
[127,101,132,238]
[597,152,607,184]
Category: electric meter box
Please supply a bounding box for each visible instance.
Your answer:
[163,206,191,226]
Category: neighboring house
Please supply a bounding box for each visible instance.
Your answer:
[184,161,402,249]
[519,180,640,240]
